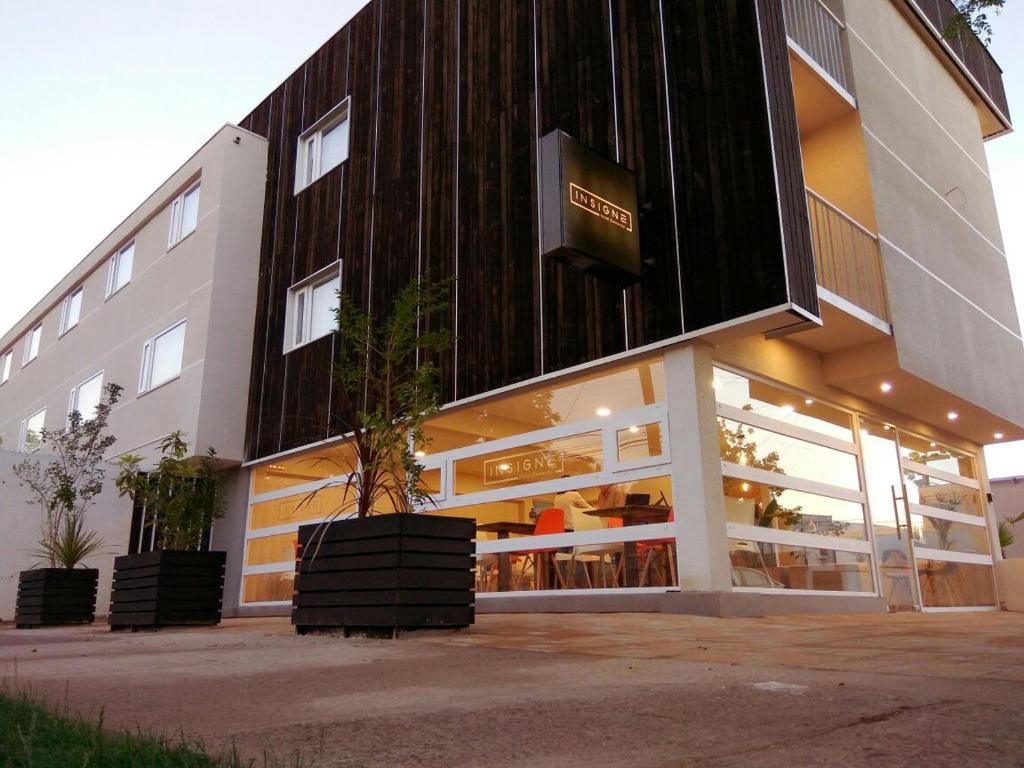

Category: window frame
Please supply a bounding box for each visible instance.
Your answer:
[294,98,351,194]
[106,241,135,299]
[0,350,11,384]
[283,261,341,353]
[23,325,42,366]
[138,319,187,394]
[68,370,104,423]
[19,407,46,453]
[167,182,201,249]
[59,287,84,336]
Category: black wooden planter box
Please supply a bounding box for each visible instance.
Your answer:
[293,514,475,635]
[109,550,226,631]
[15,568,98,628]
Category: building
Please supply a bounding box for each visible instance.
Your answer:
[228,0,1021,617]
[0,125,267,611]
[3,0,1021,619]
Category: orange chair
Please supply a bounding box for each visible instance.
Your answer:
[637,508,677,587]
[518,508,569,590]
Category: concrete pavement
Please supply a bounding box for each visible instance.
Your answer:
[2,612,1023,767]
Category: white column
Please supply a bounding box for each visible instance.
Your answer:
[664,341,732,591]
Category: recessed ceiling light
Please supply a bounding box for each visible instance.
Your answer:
[930,442,937,448]
[880,382,893,393]
[628,425,640,434]
[995,432,1004,440]
[414,450,426,459]
[804,398,814,406]
[741,482,750,492]
[780,404,795,415]
[596,406,612,417]
[947,411,959,421]
[883,425,891,431]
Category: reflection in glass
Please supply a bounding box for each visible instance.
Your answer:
[423,358,665,452]
[903,472,983,517]
[898,434,976,480]
[719,418,861,491]
[722,478,867,538]
[249,485,354,531]
[246,532,299,566]
[729,540,872,592]
[243,572,295,603]
[454,431,604,495]
[861,420,915,609]
[616,423,663,463]
[910,515,989,555]
[713,367,853,440]
[252,443,357,495]
[916,560,995,607]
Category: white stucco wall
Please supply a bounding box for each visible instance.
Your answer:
[0,449,132,622]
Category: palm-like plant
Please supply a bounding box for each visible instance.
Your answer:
[13,384,122,569]
[299,277,452,542]
[998,511,1024,558]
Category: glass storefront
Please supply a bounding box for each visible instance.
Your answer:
[238,356,997,612]
[241,357,675,603]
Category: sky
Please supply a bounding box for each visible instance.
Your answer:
[1,1,1023,477]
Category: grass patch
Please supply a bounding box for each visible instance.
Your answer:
[0,687,315,768]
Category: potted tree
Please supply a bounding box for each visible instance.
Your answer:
[110,432,226,630]
[293,278,475,637]
[13,384,122,628]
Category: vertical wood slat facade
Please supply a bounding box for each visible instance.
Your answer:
[241,0,818,462]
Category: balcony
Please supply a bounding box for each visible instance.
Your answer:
[782,0,852,97]
[805,188,889,324]
[903,0,1011,135]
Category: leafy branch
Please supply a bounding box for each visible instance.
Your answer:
[13,383,123,568]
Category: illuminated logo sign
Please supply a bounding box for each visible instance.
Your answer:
[483,450,564,486]
[568,183,634,232]
[540,130,641,285]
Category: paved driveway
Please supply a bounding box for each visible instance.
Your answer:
[2,612,1023,767]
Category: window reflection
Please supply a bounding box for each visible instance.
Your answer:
[722,479,867,538]
[719,418,861,491]
[616,423,663,463]
[898,434,976,480]
[903,472,982,517]
[242,572,295,603]
[910,515,989,554]
[252,443,357,495]
[423,358,665,453]
[729,540,872,592]
[916,560,995,607]
[713,367,853,440]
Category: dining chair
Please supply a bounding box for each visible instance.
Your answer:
[517,508,568,590]
[638,508,676,587]
[563,508,623,588]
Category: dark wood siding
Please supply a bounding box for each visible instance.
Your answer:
[242,0,817,461]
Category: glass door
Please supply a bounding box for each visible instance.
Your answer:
[860,420,919,611]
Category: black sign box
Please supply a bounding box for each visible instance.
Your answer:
[540,130,642,285]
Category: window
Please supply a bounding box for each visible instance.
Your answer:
[23,325,41,365]
[69,371,104,421]
[106,242,134,297]
[59,288,83,335]
[295,99,350,193]
[139,320,186,393]
[1,350,11,384]
[168,184,200,248]
[285,264,340,351]
[19,408,46,452]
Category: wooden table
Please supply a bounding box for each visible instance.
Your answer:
[583,506,672,587]
[476,521,536,592]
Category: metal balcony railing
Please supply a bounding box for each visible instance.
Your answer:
[805,189,890,323]
[904,0,1010,125]
[782,0,851,94]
